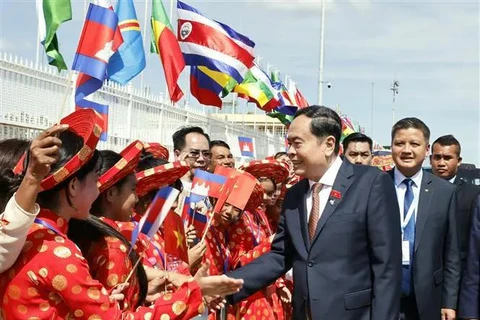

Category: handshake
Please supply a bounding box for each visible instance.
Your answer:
[142,262,243,312]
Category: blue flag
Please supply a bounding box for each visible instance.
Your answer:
[107,0,146,85]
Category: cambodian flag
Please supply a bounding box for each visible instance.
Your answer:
[190,169,227,203]
[72,2,123,141]
[238,136,255,158]
[182,195,209,237]
[131,186,179,248]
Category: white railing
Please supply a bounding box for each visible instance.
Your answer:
[0,52,284,159]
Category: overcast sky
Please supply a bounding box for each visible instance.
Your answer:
[1,0,479,164]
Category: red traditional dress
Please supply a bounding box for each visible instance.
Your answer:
[202,221,237,320]
[226,209,281,320]
[0,209,204,320]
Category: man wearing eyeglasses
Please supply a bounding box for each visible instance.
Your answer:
[172,126,211,190]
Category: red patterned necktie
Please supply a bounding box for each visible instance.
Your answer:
[308,183,322,241]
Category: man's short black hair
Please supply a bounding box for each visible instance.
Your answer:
[172,126,210,151]
[210,140,230,150]
[342,133,373,152]
[391,117,430,143]
[432,134,461,157]
[294,105,342,154]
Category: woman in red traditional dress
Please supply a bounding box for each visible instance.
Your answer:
[0,109,243,320]
[134,154,204,273]
[236,160,292,320]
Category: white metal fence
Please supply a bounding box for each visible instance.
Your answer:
[0,52,284,159]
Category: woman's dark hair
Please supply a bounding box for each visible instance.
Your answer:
[137,151,168,172]
[90,150,132,217]
[136,154,183,210]
[0,130,100,212]
[68,216,148,307]
[258,177,277,191]
[0,138,30,211]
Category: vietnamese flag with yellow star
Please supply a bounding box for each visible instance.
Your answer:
[163,210,189,263]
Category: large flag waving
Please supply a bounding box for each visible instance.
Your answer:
[177,0,255,83]
[234,64,280,112]
[36,0,72,71]
[73,2,123,141]
[107,0,146,85]
[151,0,185,102]
[190,66,236,107]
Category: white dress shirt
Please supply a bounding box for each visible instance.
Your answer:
[393,167,423,223]
[306,156,343,221]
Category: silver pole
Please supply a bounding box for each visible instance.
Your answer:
[391,80,399,126]
[140,0,149,91]
[370,82,374,139]
[317,0,326,105]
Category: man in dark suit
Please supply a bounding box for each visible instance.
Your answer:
[227,105,402,320]
[389,118,460,320]
[430,135,480,269]
[458,195,480,319]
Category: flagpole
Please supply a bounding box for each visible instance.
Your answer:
[167,0,176,106]
[35,27,40,69]
[140,0,149,91]
[317,0,326,105]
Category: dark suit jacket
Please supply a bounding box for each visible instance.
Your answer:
[388,170,460,319]
[458,195,480,318]
[454,178,480,268]
[228,160,402,320]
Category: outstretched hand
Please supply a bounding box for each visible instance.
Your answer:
[194,262,244,297]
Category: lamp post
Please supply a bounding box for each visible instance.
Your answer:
[391,80,399,125]
[317,0,326,105]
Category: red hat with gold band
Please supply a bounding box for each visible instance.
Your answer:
[215,168,264,212]
[143,142,169,161]
[97,140,144,193]
[135,161,190,197]
[239,159,290,184]
[13,108,103,191]
[245,179,264,212]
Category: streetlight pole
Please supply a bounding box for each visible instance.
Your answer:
[370,82,374,139]
[317,0,326,105]
[391,80,399,126]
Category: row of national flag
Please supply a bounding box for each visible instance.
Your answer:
[37,0,310,140]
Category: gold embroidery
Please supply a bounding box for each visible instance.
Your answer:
[71,285,82,295]
[87,287,101,300]
[66,264,78,273]
[172,301,187,316]
[106,274,119,287]
[52,275,68,291]
[7,285,21,300]
[53,246,72,258]
[53,167,69,183]
[78,145,92,162]
[115,158,128,170]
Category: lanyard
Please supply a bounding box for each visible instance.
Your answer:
[153,244,165,268]
[34,218,63,236]
[211,227,229,274]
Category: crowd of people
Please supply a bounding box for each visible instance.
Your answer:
[0,105,479,320]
